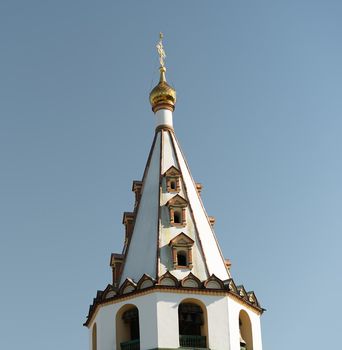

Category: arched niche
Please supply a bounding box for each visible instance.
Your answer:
[92,323,97,350]
[116,304,140,350]
[178,298,208,349]
[239,309,253,350]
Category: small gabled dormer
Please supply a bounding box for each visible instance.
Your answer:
[122,212,135,244]
[110,253,124,288]
[166,194,188,227]
[169,232,194,269]
[164,166,181,193]
[132,180,143,209]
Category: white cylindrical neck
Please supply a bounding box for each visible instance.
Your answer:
[155,109,173,129]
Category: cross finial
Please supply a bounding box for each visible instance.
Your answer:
[156,32,166,68]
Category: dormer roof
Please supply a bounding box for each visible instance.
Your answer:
[164,165,181,177]
[166,194,188,207]
[169,232,194,246]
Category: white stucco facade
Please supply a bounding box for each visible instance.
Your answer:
[89,290,262,350]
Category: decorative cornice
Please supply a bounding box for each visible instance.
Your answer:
[84,272,263,327]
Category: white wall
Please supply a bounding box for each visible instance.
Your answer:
[227,296,263,350]
[89,290,262,350]
[90,293,159,350]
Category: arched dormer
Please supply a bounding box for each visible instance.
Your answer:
[137,274,155,290]
[204,274,225,290]
[181,273,202,288]
[164,166,181,193]
[158,271,179,286]
[119,278,137,295]
[166,195,187,227]
[102,284,117,300]
[169,233,194,269]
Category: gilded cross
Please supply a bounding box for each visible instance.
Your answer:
[156,32,166,68]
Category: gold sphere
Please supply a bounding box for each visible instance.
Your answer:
[149,67,176,112]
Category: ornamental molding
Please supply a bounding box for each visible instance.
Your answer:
[84,272,263,327]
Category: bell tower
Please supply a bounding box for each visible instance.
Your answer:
[84,34,264,350]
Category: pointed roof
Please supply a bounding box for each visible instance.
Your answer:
[119,126,230,284]
[118,33,230,285]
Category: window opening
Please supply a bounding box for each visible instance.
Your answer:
[240,318,247,350]
[177,251,187,267]
[239,310,253,350]
[174,210,182,224]
[179,303,203,336]
[170,179,177,190]
[122,308,140,341]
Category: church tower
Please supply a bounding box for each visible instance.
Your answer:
[84,34,264,350]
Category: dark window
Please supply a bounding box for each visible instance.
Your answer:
[179,303,203,336]
[174,210,182,224]
[177,251,187,267]
[170,180,177,190]
[122,308,140,341]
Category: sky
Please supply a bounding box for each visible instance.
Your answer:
[1,1,341,349]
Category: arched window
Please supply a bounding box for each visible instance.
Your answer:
[116,305,140,350]
[239,310,253,350]
[178,301,207,348]
[92,323,97,350]
[177,251,187,267]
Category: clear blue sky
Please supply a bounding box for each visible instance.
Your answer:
[1,1,341,349]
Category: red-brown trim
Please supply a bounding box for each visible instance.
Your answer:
[152,103,175,113]
[155,124,174,133]
[84,282,264,327]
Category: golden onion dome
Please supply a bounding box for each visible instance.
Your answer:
[149,66,176,113]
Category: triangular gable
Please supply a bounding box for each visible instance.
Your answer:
[137,274,155,289]
[204,274,225,290]
[226,278,238,293]
[181,272,202,288]
[164,165,181,177]
[169,232,194,246]
[166,194,188,207]
[158,271,179,286]
[119,278,137,295]
[102,284,117,300]
[247,291,260,307]
[237,285,248,300]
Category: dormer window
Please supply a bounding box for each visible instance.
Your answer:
[169,233,194,269]
[164,166,181,193]
[166,195,188,227]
